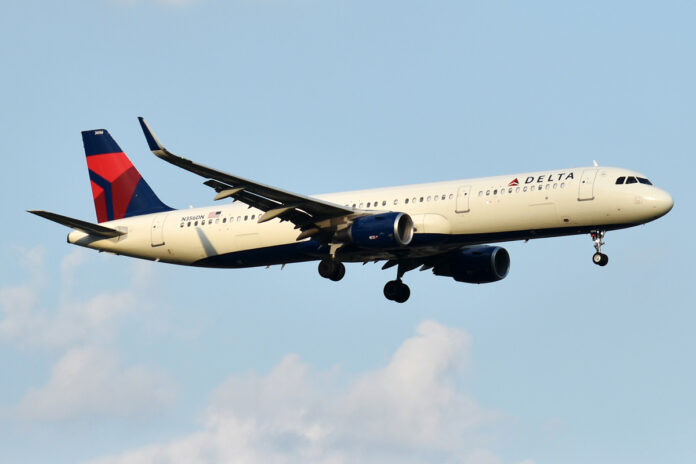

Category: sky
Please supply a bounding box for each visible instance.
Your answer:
[1,1,695,463]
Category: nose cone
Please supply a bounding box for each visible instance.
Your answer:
[645,188,674,219]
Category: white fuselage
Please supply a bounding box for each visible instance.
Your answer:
[67,166,673,268]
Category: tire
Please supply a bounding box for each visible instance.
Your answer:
[330,262,346,281]
[384,280,400,300]
[599,253,609,266]
[394,283,410,303]
[318,259,335,279]
[592,252,609,266]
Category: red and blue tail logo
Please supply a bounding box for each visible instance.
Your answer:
[82,129,172,223]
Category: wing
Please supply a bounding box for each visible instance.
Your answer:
[138,117,356,240]
[28,210,125,238]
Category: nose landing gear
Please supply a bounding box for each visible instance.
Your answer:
[591,230,609,266]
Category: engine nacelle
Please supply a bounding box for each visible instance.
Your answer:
[433,246,510,283]
[336,212,414,249]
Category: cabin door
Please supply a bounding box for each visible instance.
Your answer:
[578,169,598,201]
[455,185,472,213]
[151,214,167,247]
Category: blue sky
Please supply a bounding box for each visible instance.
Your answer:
[1,1,694,463]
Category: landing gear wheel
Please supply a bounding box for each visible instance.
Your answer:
[394,283,410,303]
[330,262,345,281]
[384,280,400,300]
[592,252,609,267]
[318,259,346,281]
[383,280,410,303]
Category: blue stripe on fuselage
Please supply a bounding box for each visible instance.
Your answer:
[190,222,639,269]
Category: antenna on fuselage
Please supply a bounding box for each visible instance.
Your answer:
[593,160,599,167]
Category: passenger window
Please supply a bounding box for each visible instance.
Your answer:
[194,221,198,226]
[637,177,652,185]
[545,184,550,190]
[244,215,248,221]
[427,196,431,201]
[382,201,387,206]
[560,183,565,188]
[412,197,417,203]
[366,202,371,208]
[486,190,490,196]
[420,197,424,203]
[405,198,409,204]
[493,189,497,195]
[238,216,241,221]
[352,204,356,208]
[187,221,191,227]
[180,223,184,228]
[500,189,505,195]
[223,218,227,223]
[508,188,512,193]
[209,219,213,224]
[394,199,399,205]
[434,195,438,201]
[449,194,454,200]
[359,203,364,208]
[616,176,626,184]
[252,215,255,220]
[553,183,557,189]
[530,186,535,191]
[478,191,483,197]
[626,177,637,184]
[523,186,528,192]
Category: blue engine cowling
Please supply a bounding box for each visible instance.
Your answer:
[433,246,510,283]
[339,212,414,249]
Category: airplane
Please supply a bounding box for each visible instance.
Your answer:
[29,118,674,303]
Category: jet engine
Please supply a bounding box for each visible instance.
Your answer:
[433,246,510,283]
[335,212,414,249]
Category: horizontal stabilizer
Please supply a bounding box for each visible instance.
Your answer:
[28,210,125,238]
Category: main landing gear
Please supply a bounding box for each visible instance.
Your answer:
[384,279,410,303]
[383,261,416,303]
[591,230,609,266]
[318,259,345,281]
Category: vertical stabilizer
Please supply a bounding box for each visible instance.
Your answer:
[82,129,172,223]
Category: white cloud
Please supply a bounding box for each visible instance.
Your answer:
[17,346,176,421]
[87,321,520,464]
[1,248,175,423]
[0,248,154,349]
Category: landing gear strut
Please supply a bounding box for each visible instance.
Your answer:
[590,230,609,266]
[318,259,345,281]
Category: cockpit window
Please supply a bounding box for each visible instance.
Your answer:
[625,176,638,184]
[615,176,625,184]
[637,177,653,185]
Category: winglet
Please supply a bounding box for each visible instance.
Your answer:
[138,117,165,153]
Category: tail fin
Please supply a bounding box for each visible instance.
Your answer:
[82,129,172,223]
